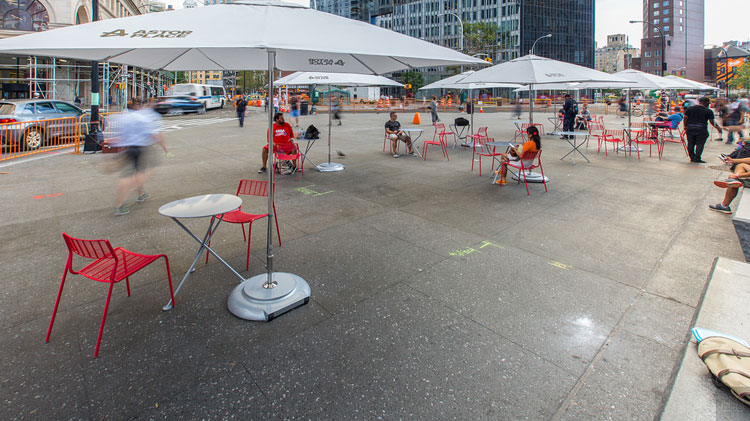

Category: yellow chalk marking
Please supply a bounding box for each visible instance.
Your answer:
[296,185,334,197]
[548,261,569,269]
[479,240,503,249]
[449,247,480,257]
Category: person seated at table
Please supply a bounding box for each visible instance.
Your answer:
[575,104,591,130]
[666,106,684,129]
[495,126,541,186]
[259,112,298,173]
[709,156,750,214]
[385,111,414,158]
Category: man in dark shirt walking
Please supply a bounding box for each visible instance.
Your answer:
[561,94,577,139]
[235,95,247,127]
[684,97,722,163]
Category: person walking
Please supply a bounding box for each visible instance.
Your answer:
[561,94,577,139]
[289,93,300,127]
[273,96,279,115]
[235,95,247,127]
[332,95,342,126]
[429,96,440,124]
[110,100,167,216]
[724,96,748,144]
[684,97,722,163]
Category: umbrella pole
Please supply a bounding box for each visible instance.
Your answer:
[470,89,474,137]
[226,49,311,322]
[328,84,332,163]
[529,83,534,124]
[265,51,276,288]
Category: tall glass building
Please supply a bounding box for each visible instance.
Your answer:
[519,1,595,68]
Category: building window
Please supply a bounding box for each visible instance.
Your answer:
[663,1,669,5]
[654,10,659,16]
[663,17,669,23]
[645,60,651,67]
[663,26,669,31]
[653,19,659,25]
[655,50,660,56]
[1,0,50,31]
[645,51,651,57]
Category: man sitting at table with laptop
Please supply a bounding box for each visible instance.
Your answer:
[259,112,298,174]
[495,126,541,185]
[385,111,414,158]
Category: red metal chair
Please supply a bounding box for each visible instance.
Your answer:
[599,129,625,157]
[514,123,530,142]
[47,233,175,357]
[205,179,281,271]
[586,121,605,148]
[274,144,303,180]
[659,127,689,159]
[633,122,666,159]
[432,122,456,148]
[423,130,450,161]
[472,136,502,176]
[467,126,488,148]
[504,150,547,196]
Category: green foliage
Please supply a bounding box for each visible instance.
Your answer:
[729,62,750,92]
[402,71,424,92]
[463,22,499,57]
[237,71,268,93]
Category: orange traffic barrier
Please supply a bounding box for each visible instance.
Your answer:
[377,98,383,109]
[412,112,421,125]
[1,116,84,161]
[385,97,391,109]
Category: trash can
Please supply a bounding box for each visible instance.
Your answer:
[301,101,309,115]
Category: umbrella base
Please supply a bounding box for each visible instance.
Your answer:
[227,272,311,321]
[618,145,643,153]
[317,162,345,172]
[511,171,549,183]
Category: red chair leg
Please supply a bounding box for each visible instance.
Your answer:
[521,170,530,196]
[241,223,246,241]
[246,222,253,271]
[205,228,212,264]
[539,162,548,192]
[471,147,476,171]
[125,277,131,297]
[162,256,175,307]
[46,268,69,343]
[94,283,115,357]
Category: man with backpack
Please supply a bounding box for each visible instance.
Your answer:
[235,95,247,128]
[561,94,577,139]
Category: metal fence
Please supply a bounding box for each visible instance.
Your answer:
[0,113,121,162]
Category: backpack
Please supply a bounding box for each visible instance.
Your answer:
[698,337,750,407]
[454,117,470,127]
[572,100,578,115]
[304,124,320,139]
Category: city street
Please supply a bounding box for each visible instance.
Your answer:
[0,107,745,419]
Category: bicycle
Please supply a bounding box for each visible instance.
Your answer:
[616,106,643,118]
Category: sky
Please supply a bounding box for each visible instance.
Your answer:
[165,0,750,48]
[595,0,750,48]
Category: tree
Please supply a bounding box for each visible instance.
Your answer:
[401,71,424,92]
[729,62,750,93]
[463,22,499,59]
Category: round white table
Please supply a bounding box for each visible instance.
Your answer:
[159,194,242,311]
[400,128,424,157]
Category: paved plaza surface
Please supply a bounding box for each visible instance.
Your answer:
[1,106,746,419]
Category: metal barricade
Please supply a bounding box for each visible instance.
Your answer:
[0,116,79,162]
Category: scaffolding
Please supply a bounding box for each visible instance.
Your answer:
[0,56,173,110]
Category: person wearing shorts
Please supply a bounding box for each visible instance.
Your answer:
[259,112,298,173]
[290,94,300,127]
[111,100,167,216]
[384,112,413,157]
[710,156,750,214]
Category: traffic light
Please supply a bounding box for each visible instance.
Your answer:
[484,57,493,64]
[404,84,412,89]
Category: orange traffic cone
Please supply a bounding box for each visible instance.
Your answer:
[479,106,484,113]
[412,112,421,125]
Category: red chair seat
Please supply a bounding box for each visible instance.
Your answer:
[217,209,268,225]
[79,248,161,284]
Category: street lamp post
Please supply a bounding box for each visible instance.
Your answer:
[90,0,99,135]
[630,20,664,76]
[530,34,552,55]
[440,12,463,52]
[718,46,730,97]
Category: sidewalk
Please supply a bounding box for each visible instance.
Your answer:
[0,109,745,419]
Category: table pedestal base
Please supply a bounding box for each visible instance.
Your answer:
[317,162,345,172]
[618,145,643,153]
[228,272,311,321]
[511,172,549,183]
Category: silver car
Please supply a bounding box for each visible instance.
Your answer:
[0,99,97,150]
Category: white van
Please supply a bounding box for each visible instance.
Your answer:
[171,83,226,110]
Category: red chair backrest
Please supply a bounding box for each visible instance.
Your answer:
[603,129,623,138]
[519,149,540,162]
[62,233,116,260]
[477,127,488,137]
[237,179,272,198]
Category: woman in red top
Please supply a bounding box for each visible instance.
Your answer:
[259,112,298,173]
[496,126,541,185]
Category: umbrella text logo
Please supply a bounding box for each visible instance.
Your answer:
[308,58,345,67]
[544,73,565,78]
[101,29,193,39]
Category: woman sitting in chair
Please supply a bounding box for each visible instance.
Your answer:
[495,126,541,185]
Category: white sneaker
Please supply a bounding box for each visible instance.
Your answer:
[393,154,400,158]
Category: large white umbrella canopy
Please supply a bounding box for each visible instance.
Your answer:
[420,71,521,90]
[273,71,402,171]
[458,55,632,123]
[577,69,690,90]
[275,72,403,87]
[663,75,720,91]
[0,0,486,319]
[0,0,486,73]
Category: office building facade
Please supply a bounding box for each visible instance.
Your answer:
[315,0,595,68]
[595,34,640,73]
[636,0,704,80]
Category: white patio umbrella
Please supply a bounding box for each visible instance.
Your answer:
[0,0,485,321]
[663,75,720,91]
[457,55,632,124]
[420,71,520,136]
[275,71,403,172]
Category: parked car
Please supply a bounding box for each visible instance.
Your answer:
[0,99,98,150]
[154,96,207,116]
